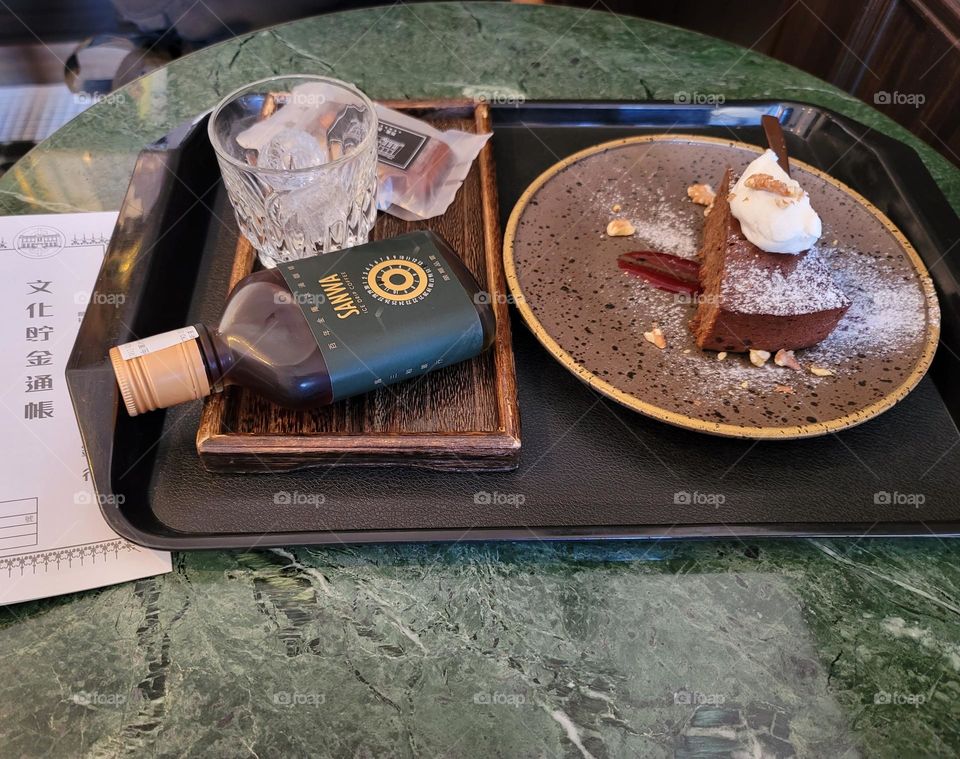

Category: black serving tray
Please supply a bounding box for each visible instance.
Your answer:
[67,101,960,548]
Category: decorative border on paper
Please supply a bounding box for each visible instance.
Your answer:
[0,539,140,576]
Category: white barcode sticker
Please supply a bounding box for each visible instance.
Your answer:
[117,326,199,360]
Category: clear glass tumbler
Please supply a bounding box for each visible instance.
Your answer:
[208,75,378,268]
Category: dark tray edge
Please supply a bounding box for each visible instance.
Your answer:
[91,496,960,549]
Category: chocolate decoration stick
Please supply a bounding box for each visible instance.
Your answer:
[761,114,791,177]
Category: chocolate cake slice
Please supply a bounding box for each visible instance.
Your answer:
[691,169,849,352]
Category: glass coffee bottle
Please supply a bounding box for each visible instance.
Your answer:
[110,231,495,415]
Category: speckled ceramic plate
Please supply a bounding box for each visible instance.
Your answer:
[503,135,940,439]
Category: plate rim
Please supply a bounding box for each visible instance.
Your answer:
[502,133,941,440]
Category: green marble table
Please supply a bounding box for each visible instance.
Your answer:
[2,4,959,756]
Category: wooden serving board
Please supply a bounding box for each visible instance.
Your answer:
[196,101,520,472]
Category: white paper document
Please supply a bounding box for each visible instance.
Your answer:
[0,212,171,605]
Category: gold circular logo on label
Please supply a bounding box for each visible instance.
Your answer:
[366,259,431,302]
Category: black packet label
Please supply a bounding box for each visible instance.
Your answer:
[279,231,485,402]
[376,118,429,170]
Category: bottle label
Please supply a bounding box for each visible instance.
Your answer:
[278,231,485,402]
[116,326,199,360]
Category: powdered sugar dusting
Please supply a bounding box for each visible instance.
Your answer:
[805,246,932,364]
[595,185,699,259]
[633,280,791,397]
[722,246,849,316]
[622,236,934,403]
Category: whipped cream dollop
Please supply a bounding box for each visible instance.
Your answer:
[729,149,822,254]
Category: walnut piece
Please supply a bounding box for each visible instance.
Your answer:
[606,218,635,237]
[749,349,771,367]
[688,184,716,217]
[744,173,801,200]
[687,183,716,207]
[773,384,794,394]
[809,365,834,377]
[774,349,802,371]
[643,325,666,350]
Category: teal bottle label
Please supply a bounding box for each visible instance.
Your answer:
[279,231,485,402]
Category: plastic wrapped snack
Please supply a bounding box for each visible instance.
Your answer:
[374,104,490,221]
[235,82,491,222]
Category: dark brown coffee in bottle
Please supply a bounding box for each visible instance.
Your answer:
[110,231,494,415]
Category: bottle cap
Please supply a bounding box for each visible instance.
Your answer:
[109,339,210,416]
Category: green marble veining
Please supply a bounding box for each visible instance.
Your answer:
[1,4,959,757]
[3,541,960,756]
